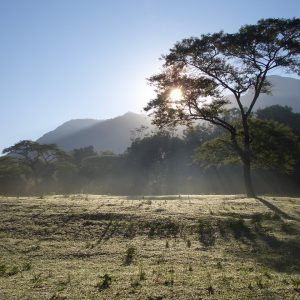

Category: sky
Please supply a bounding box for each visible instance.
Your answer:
[0,0,300,153]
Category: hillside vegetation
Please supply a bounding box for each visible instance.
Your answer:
[0,195,299,299]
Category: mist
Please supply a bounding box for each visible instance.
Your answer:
[1,107,300,197]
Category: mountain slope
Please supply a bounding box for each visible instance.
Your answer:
[38,119,102,144]
[228,75,300,112]
[37,112,154,153]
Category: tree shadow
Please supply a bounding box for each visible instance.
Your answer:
[217,217,256,244]
[242,229,300,273]
[215,212,300,273]
[255,197,299,221]
[61,212,134,222]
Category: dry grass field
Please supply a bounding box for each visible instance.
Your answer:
[0,194,299,299]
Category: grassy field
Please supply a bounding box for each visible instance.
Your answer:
[0,194,299,300]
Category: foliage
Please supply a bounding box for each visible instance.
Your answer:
[72,145,98,166]
[80,154,118,178]
[125,131,189,194]
[3,140,68,163]
[1,140,75,194]
[250,119,300,173]
[256,105,300,136]
[2,140,71,180]
[96,274,112,290]
[0,156,28,193]
[124,247,136,265]
[195,119,300,174]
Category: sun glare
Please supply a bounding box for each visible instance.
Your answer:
[169,88,182,101]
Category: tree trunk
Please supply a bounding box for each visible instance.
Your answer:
[230,112,256,197]
[230,131,255,197]
[241,115,256,198]
[243,159,255,198]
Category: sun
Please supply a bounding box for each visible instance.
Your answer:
[169,88,182,101]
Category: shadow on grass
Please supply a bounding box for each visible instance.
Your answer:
[217,217,256,244]
[255,197,299,221]
[242,232,300,273]
[62,212,134,222]
[209,211,300,273]
[228,217,300,273]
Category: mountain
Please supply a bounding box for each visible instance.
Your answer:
[38,119,102,143]
[228,75,300,112]
[37,112,154,154]
[37,76,299,154]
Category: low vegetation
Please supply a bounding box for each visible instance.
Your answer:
[0,194,299,299]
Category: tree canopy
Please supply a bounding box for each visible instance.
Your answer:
[2,140,72,193]
[195,119,300,174]
[257,105,300,136]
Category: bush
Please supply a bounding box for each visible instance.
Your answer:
[124,247,136,265]
[96,274,112,290]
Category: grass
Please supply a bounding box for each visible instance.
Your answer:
[0,194,299,299]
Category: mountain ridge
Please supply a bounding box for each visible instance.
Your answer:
[37,112,154,154]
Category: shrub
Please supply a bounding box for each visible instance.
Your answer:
[0,264,7,277]
[124,247,136,265]
[124,222,136,239]
[186,239,192,248]
[165,240,169,248]
[96,274,112,290]
[139,265,146,280]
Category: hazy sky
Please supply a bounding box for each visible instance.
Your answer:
[1,0,300,152]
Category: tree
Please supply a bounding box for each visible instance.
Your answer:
[256,105,300,136]
[2,140,71,192]
[195,119,300,174]
[125,131,188,194]
[145,18,300,197]
[71,145,98,167]
[0,156,27,194]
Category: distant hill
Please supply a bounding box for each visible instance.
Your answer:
[37,112,154,154]
[228,75,300,112]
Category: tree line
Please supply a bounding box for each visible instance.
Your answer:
[0,105,300,196]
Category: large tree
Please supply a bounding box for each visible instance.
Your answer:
[145,18,300,197]
[2,140,71,191]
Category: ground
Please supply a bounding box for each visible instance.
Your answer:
[0,194,299,300]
